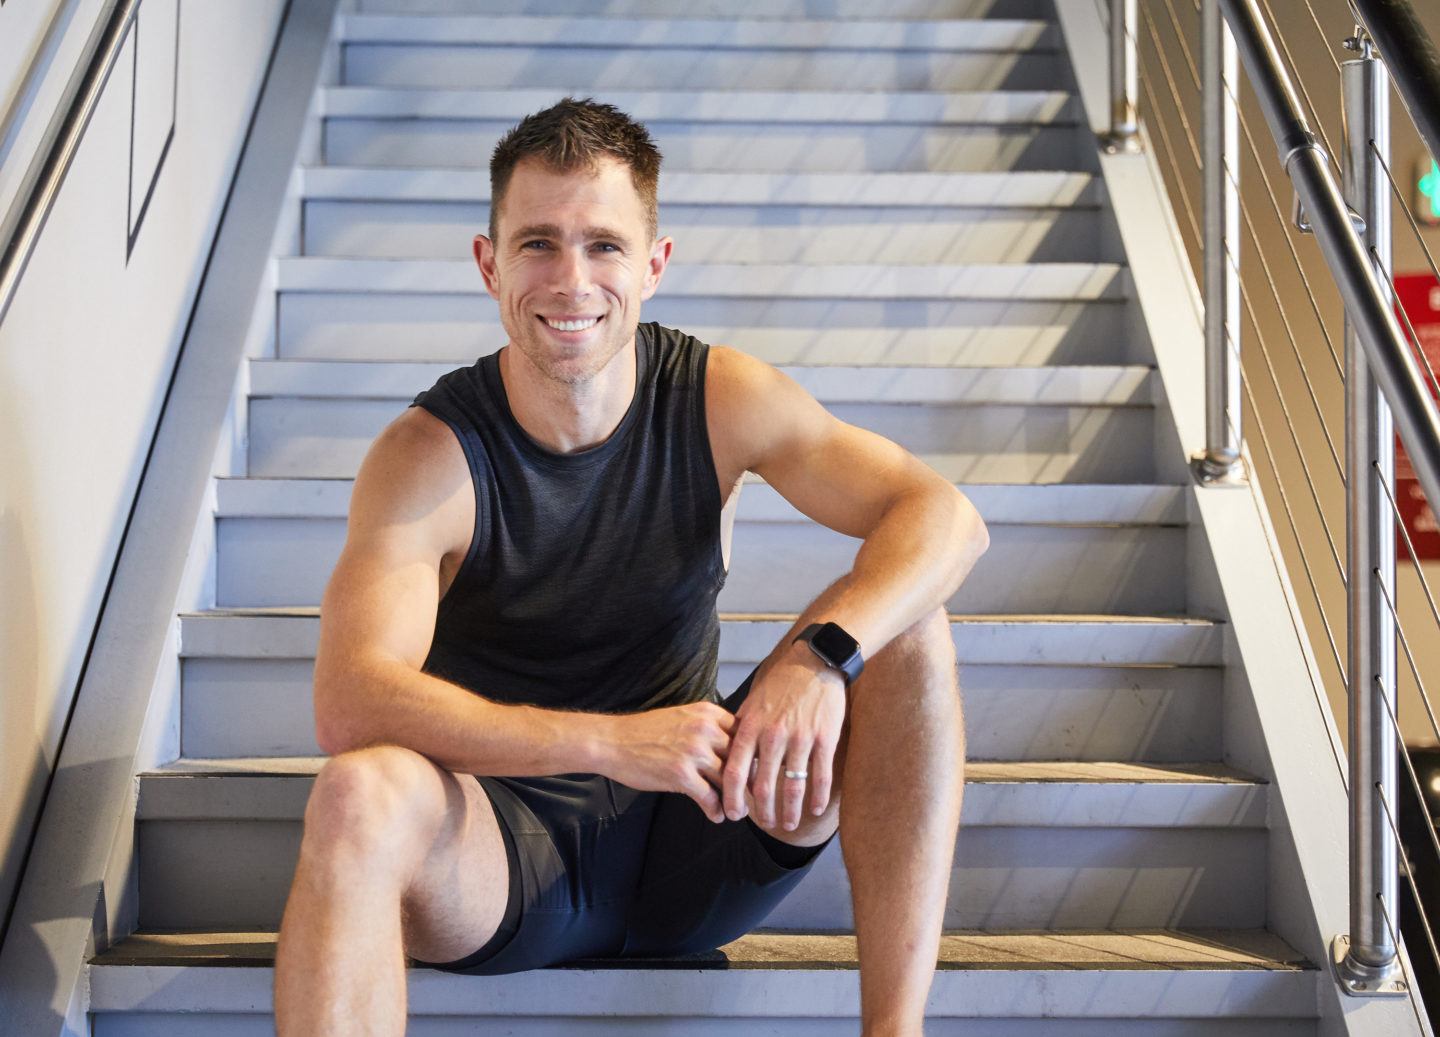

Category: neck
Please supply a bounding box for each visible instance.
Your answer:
[499,337,638,454]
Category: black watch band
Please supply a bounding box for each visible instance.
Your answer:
[793,622,865,686]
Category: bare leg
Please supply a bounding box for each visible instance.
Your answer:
[840,609,965,1037]
[274,745,510,1036]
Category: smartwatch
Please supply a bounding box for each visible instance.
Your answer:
[793,622,865,686]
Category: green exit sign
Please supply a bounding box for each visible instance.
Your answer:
[1421,158,1440,226]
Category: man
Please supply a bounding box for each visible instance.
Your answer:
[274,98,987,1037]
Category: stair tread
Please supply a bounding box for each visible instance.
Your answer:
[141,757,1259,785]
[276,257,1127,299]
[214,477,1188,526]
[322,86,1078,126]
[182,606,1219,623]
[92,927,1310,970]
[339,13,1060,51]
[246,359,1154,405]
[301,167,1101,207]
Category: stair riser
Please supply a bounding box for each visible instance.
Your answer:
[215,517,1185,613]
[135,820,1265,930]
[341,45,1065,93]
[179,616,1224,666]
[246,399,1157,483]
[303,201,1110,264]
[277,294,1133,365]
[324,120,1087,172]
[91,1015,1318,1037]
[353,0,1052,16]
[181,658,1221,762]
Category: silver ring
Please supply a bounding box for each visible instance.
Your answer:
[784,769,809,780]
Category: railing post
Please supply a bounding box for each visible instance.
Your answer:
[1334,27,1407,998]
[1099,0,1142,153]
[1192,0,1247,485]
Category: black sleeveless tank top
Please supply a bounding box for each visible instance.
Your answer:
[407,322,727,715]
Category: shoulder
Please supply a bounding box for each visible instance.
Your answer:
[348,405,474,560]
[703,345,834,473]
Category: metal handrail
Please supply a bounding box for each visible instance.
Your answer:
[0,0,142,327]
[1350,0,1440,165]
[1105,0,1440,1011]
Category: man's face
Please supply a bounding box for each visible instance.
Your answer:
[475,156,671,386]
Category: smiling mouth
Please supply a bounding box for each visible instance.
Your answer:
[540,315,602,332]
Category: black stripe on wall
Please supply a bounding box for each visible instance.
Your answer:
[126,0,180,261]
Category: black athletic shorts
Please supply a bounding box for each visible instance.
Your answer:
[409,663,838,975]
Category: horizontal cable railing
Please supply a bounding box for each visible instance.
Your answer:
[1106,0,1440,1024]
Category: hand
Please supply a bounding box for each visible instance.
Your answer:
[721,644,847,831]
[601,701,737,823]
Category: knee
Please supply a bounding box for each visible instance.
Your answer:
[883,606,955,669]
[302,745,445,859]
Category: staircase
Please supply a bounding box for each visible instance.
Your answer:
[85,0,1327,1032]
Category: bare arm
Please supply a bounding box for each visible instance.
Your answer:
[706,346,989,825]
[311,407,610,775]
[706,346,990,660]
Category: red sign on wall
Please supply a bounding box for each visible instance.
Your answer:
[1393,273,1440,562]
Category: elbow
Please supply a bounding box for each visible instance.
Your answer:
[312,670,362,757]
[953,485,989,557]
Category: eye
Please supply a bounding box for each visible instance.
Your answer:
[521,240,549,250]
[593,242,621,253]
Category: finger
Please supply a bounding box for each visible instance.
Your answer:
[781,736,814,831]
[710,705,738,733]
[808,736,835,818]
[722,725,757,821]
[753,725,789,829]
[687,772,725,824]
[699,752,727,789]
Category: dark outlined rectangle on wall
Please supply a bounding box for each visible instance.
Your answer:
[126,0,180,260]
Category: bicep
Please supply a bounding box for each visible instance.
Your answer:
[313,412,469,726]
[712,348,946,539]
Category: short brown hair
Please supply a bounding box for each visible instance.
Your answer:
[489,97,662,243]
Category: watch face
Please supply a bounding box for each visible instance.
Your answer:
[812,623,859,664]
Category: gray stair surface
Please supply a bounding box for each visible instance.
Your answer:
[87,929,1318,1036]
[87,0,1324,1032]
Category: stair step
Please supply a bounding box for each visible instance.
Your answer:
[340,41,1062,96]
[88,929,1317,1034]
[248,359,1152,404]
[324,117,1087,172]
[137,758,1267,828]
[131,760,1268,930]
[304,200,1111,263]
[278,294,1132,365]
[178,610,1226,666]
[215,477,1187,524]
[351,0,1054,21]
[301,168,1102,207]
[276,257,1126,299]
[247,396,1155,484]
[183,657,1223,763]
[323,86,1077,125]
[338,14,1059,50]
[213,468,1184,614]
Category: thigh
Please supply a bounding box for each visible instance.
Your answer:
[618,670,839,959]
[396,760,513,967]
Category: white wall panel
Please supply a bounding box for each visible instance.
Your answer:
[0,0,286,947]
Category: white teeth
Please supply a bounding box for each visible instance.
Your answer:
[544,316,600,332]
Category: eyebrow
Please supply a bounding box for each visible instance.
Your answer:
[510,223,632,244]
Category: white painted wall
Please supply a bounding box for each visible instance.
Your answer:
[0,0,286,947]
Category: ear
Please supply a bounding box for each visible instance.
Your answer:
[640,235,674,302]
[474,234,500,301]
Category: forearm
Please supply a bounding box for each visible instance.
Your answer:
[778,486,988,661]
[316,660,611,777]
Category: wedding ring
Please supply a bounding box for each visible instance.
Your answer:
[784,769,809,780]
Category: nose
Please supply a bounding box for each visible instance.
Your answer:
[550,244,593,300]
